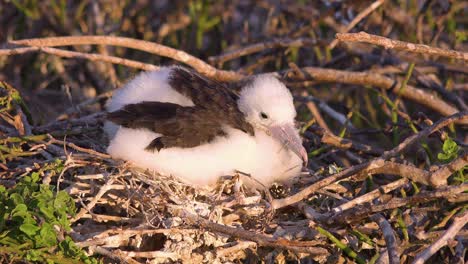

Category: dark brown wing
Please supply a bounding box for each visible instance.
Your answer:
[107,101,228,150]
[168,67,254,135]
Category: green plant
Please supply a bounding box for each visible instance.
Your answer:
[437,138,465,184]
[437,138,459,163]
[188,0,221,49]
[0,169,98,263]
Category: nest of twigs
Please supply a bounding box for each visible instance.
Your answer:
[1,76,467,263]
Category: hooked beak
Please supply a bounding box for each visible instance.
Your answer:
[268,123,308,166]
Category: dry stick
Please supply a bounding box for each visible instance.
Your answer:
[116,250,178,260]
[49,138,111,159]
[331,178,408,214]
[10,36,241,81]
[328,0,385,49]
[412,210,468,264]
[430,153,468,187]
[40,47,158,71]
[209,38,316,65]
[181,210,327,255]
[0,46,157,71]
[352,161,431,185]
[272,111,467,210]
[0,46,39,55]
[370,214,400,264]
[381,111,467,159]
[290,62,331,132]
[287,67,466,124]
[91,246,140,264]
[310,126,384,155]
[338,184,468,223]
[336,32,468,62]
[72,176,116,222]
[216,241,257,258]
[76,228,196,248]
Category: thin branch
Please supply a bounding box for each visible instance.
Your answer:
[0,46,157,71]
[272,112,467,209]
[381,111,468,159]
[331,178,408,214]
[412,210,468,264]
[180,210,328,255]
[9,36,242,81]
[336,184,468,224]
[41,47,158,71]
[430,154,468,186]
[209,38,316,65]
[336,32,468,62]
[286,68,467,123]
[370,214,400,264]
[328,0,386,49]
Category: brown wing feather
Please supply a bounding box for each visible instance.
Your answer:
[168,67,254,136]
[106,67,254,150]
[107,101,227,149]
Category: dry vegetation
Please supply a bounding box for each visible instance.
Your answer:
[0,0,467,263]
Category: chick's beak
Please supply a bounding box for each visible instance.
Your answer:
[269,123,308,166]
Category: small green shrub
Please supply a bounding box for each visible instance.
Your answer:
[0,169,98,263]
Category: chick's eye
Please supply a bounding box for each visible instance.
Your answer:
[260,112,269,119]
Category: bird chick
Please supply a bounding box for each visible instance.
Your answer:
[104,66,307,187]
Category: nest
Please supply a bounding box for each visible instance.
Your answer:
[2,75,467,263]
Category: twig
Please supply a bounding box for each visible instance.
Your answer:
[328,0,386,49]
[209,38,316,65]
[272,158,386,209]
[331,178,408,214]
[272,112,467,209]
[180,210,328,255]
[286,68,466,123]
[381,111,467,159]
[0,46,156,71]
[309,126,383,155]
[430,154,468,186]
[370,214,400,264]
[72,176,116,222]
[216,241,257,258]
[412,210,468,264]
[9,36,242,81]
[40,47,157,71]
[116,250,178,260]
[290,62,331,132]
[352,161,431,185]
[49,138,111,159]
[91,246,140,264]
[337,184,468,224]
[336,32,468,62]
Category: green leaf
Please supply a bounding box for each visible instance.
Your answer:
[54,191,75,214]
[38,223,57,247]
[19,223,40,237]
[26,249,44,262]
[9,193,25,205]
[59,237,81,257]
[442,138,459,155]
[39,204,55,221]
